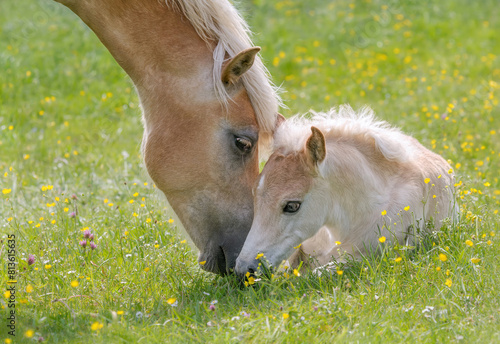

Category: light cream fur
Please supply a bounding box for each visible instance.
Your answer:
[235,105,458,275]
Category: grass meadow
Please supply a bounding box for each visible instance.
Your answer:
[1,0,499,342]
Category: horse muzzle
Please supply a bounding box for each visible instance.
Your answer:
[198,242,242,275]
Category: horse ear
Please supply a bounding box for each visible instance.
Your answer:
[306,126,326,164]
[221,47,261,85]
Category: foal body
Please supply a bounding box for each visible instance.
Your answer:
[235,106,457,275]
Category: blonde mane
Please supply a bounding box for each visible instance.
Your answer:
[273,105,412,163]
[167,0,282,143]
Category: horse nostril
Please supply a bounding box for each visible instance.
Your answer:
[247,267,255,275]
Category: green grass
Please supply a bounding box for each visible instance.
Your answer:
[1,0,499,342]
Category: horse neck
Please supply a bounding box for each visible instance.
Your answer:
[62,0,214,92]
[321,138,392,232]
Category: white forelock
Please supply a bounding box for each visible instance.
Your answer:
[273,104,412,163]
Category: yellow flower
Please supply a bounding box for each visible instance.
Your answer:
[381,210,387,216]
[487,240,492,245]
[45,264,52,269]
[144,267,150,272]
[247,276,255,285]
[26,284,34,293]
[484,182,490,187]
[490,231,496,237]
[282,313,289,319]
[168,218,174,224]
[470,258,481,264]
[128,199,134,204]
[424,178,430,184]
[448,168,453,174]
[90,322,103,331]
[146,218,151,223]
[465,240,473,247]
[335,241,342,245]
[133,192,139,197]
[445,279,452,288]
[404,206,410,211]
[293,269,300,277]
[199,261,206,266]
[395,257,402,263]
[180,240,187,244]
[436,266,441,271]
[379,236,386,243]
[336,270,343,276]
[25,330,34,338]
[255,253,264,259]
[5,338,13,343]
[438,253,447,262]
[71,280,79,288]
[116,311,124,315]
[4,291,11,299]
[2,188,11,194]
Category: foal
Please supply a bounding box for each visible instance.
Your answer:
[235,105,457,275]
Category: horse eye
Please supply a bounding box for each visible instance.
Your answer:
[283,201,301,213]
[235,137,252,153]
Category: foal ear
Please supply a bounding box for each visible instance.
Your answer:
[306,126,326,164]
[272,113,286,135]
[221,47,261,85]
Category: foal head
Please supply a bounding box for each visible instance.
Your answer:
[235,127,328,275]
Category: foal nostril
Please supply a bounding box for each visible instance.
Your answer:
[247,267,255,275]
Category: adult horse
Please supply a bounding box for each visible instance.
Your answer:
[52,0,281,275]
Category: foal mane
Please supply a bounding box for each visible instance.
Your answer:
[167,0,282,146]
[274,105,412,163]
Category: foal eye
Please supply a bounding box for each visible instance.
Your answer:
[283,201,301,213]
[234,136,253,153]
